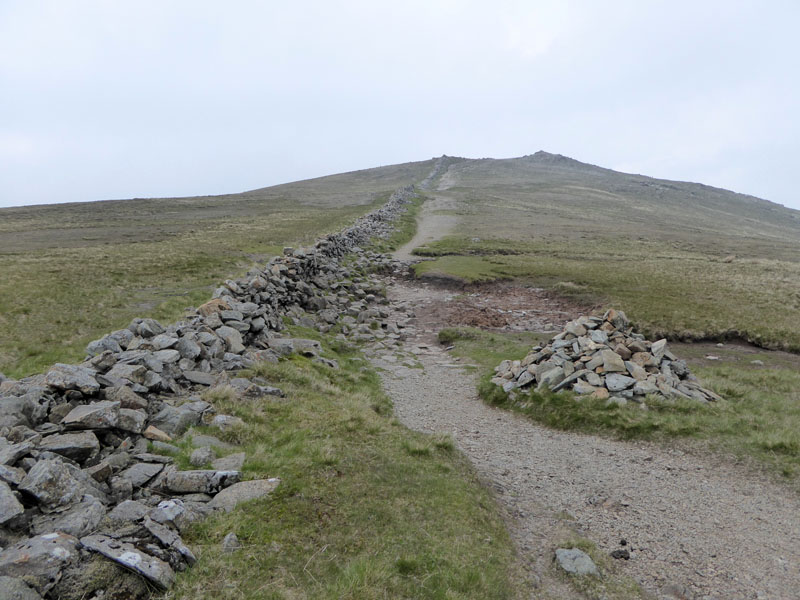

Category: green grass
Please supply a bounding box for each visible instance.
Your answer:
[442,327,800,486]
[164,331,524,600]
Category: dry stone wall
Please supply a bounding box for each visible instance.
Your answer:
[0,180,423,598]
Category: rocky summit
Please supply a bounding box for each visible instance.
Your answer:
[492,309,722,404]
[0,181,424,598]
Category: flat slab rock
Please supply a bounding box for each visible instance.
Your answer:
[208,478,280,512]
[80,534,175,590]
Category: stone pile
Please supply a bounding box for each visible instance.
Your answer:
[0,177,428,597]
[492,309,722,404]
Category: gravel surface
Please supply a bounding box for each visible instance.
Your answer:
[374,279,800,600]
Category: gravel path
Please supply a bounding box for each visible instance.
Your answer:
[374,279,800,600]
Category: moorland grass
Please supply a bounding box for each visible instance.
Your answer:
[439,327,800,485]
[163,330,524,600]
[0,204,371,378]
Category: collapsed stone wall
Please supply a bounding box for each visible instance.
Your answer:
[0,179,424,598]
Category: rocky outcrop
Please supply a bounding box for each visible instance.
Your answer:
[492,309,721,404]
[0,178,428,597]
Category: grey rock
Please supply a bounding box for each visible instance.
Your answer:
[208,478,280,513]
[212,452,246,471]
[182,371,216,386]
[0,464,26,486]
[142,517,196,565]
[61,401,120,430]
[176,338,202,360]
[0,480,24,524]
[0,533,81,594]
[152,349,181,364]
[44,364,100,395]
[39,432,100,462]
[117,408,147,434]
[103,386,148,410]
[601,350,626,373]
[30,494,105,537]
[222,532,241,553]
[151,334,178,350]
[537,367,565,390]
[101,363,148,386]
[0,441,35,466]
[210,414,244,431]
[118,462,164,488]
[108,499,149,523]
[651,338,668,361]
[150,441,181,454]
[149,404,201,436]
[555,547,599,576]
[163,470,240,494]
[18,459,85,507]
[80,534,175,590]
[215,326,245,354]
[605,373,636,392]
[184,430,235,450]
[189,447,215,467]
[86,335,122,357]
[0,576,42,600]
[136,318,165,338]
[266,338,321,357]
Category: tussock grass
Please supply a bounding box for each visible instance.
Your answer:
[164,335,523,600]
[445,327,800,485]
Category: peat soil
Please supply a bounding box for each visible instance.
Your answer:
[372,275,800,600]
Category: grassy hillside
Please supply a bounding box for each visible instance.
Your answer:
[415,152,800,350]
[0,159,435,377]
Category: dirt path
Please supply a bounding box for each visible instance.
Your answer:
[393,193,459,261]
[372,278,800,600]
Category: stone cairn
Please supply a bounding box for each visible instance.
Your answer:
[0,181,423,598]
[492,309,722,404]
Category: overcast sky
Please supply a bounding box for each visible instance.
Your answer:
[2,1,799,210]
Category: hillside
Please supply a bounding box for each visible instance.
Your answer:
[0,159,435,376]
[413,152,800,350]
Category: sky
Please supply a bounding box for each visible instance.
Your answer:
[1,0,799,210]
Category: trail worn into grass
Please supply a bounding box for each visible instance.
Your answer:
[393,193,459,262]
[376,278,800,600]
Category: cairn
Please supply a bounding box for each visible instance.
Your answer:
[492,309,721,403]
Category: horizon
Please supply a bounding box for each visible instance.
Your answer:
[1,150,794,213]
[2,1,799,211]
